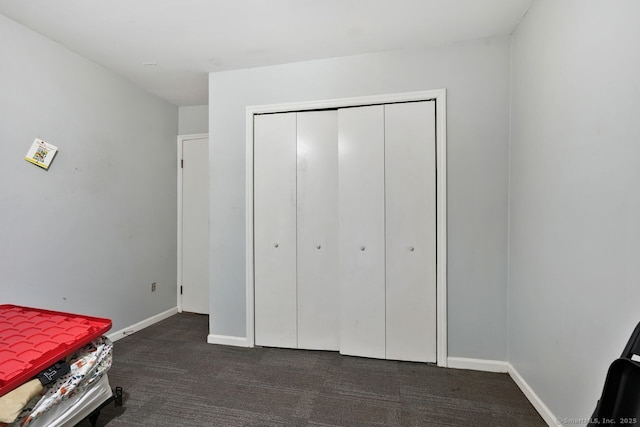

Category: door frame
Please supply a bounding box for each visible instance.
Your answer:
[245,90,448,366]
[177,133,209,313]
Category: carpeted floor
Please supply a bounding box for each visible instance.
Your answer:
[77,313,545,426]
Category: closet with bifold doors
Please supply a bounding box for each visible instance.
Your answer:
[254,110,339,351]
[253,100,436,363]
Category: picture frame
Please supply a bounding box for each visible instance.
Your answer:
[25,138,58,170]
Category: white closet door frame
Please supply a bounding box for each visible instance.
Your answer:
[245,89,449,367]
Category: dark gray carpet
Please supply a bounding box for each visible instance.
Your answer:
[77,313,545,426]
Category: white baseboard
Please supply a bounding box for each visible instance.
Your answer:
[508,363,560,427]
[207,334,251,347]
[447,357,509,373]
[447,358,558,426]
[107,307,178,342]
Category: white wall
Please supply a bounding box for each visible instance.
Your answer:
[0,15,178,333]
[509,0,640,421]
[209,37,511,360]
[179,105,208,135]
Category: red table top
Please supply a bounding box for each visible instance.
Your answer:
[0,304,112,397]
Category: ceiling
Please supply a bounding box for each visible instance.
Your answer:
[0,0,532,106]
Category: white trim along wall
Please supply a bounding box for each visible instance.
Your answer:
[447,357,560,426]
[242,89,448,367]
[107,307,178,342]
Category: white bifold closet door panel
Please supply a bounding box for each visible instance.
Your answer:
[254,113,298,348]
[385,101,437,363]
[296,110,339,350]
[338,105,386,359]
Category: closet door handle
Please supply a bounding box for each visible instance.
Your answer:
[316,245,321,250]
[274,243,279,248]
[360,246,366,251]
[409,247,415,252]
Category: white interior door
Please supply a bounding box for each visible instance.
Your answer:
[254,113,298,348]
[181,135,209,314]
[338,105,386,359]
[385,101,437,362]
[296,110,339,351]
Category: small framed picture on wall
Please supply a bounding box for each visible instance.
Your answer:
[25,138,58,170]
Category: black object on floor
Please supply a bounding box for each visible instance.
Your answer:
[83,386,124,427]
[588,322,640,426]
